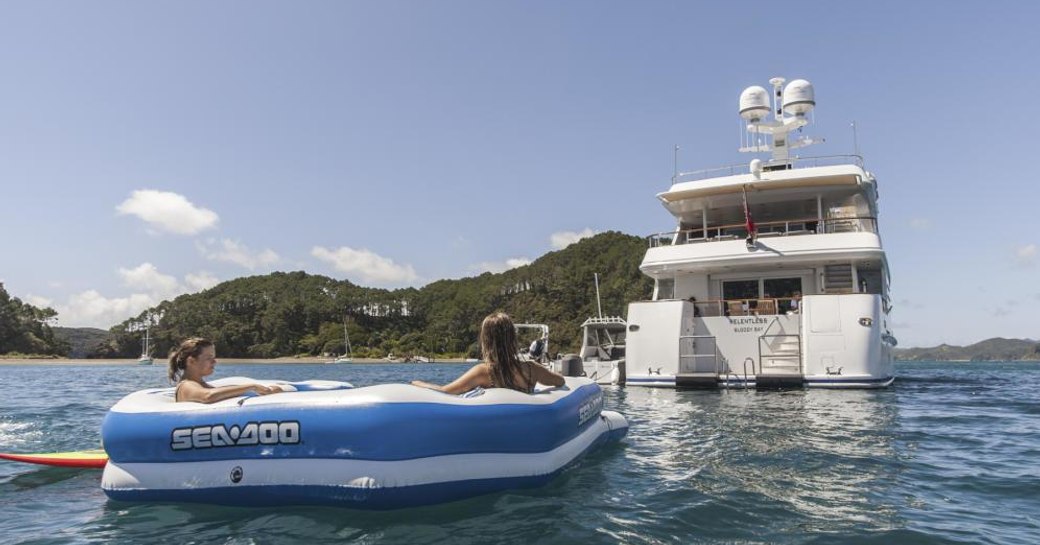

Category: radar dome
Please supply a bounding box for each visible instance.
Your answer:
[739,86,770,121]
[782,79,815,115]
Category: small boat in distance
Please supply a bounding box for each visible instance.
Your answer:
[137,326,153,366]
[571,315,627,385]
[332,318,353,364]
[546,274,627,385]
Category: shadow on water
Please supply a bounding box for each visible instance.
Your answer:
[1,466,98,491]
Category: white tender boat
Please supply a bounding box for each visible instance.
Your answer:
[572,316,626,385]
[625,77,896,389]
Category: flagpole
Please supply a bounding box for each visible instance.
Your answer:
[742,184,756,248]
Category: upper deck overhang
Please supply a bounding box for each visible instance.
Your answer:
[657,164,868,214]
[640,232,886,277]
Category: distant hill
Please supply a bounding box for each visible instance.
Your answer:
[103,231,653,359]
[895,338,1040,362]
[52,326,113,358]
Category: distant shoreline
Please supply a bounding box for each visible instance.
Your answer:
[0,357,472,366]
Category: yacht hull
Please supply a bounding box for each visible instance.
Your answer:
[624,294,895,390]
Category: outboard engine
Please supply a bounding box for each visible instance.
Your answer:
[559,354,584,377]
[529,338,545,361]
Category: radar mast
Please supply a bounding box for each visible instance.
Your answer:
[739,77,824,165]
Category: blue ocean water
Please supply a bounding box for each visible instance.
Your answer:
[0,361,1037,545]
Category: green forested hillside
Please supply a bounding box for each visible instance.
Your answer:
[894,338,1040,362]
[100,231,653,359]
[52,327,113,358]
[0,283,67,356]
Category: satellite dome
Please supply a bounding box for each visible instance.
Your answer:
[782,79,815,115]
[739,86,770,121]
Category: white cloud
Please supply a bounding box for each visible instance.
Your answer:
[118,263,179,296]
[311,246,418,286]
[50,264,223,328]
[909,218,931,230]
[184,271,220,292]
[472,258,532,274]
[1015,244,1036,267]
[550,228,598,250]
[197,239,279,270]
[116,189,219,235]
[54,290,157,329]
[24,294,54,309]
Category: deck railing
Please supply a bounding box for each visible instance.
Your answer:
[671,154,864,184]
[647,216,878,248]
[690,298,800,317]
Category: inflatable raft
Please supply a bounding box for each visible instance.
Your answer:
[101,376,627,509]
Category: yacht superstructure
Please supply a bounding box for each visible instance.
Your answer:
[625,77,896,388]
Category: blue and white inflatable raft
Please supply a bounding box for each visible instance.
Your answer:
[100,376,627,508]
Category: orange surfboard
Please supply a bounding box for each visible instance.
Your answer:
[0,449,108,469]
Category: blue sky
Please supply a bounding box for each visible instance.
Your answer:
[0,1,1036,348]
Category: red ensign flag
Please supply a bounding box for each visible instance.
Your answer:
[742,185,756,242]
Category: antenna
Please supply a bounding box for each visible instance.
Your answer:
[851,121,860,157]
[672,145,679,182]
[769,77,786,121]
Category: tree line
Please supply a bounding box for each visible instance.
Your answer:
[0,283,67,356]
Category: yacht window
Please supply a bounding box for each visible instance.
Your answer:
[764,277,802,313]
[857,268,882,294]
[655,278,675,300]
[722,280,758,300]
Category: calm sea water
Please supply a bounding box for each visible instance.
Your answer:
[1,362,1037,545]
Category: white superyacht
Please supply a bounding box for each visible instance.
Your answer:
[625,77,896,388]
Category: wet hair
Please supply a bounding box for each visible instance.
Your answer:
[168,337,214,383]
[480,312,530,392]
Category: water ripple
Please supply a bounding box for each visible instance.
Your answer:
[0,362,1038,544]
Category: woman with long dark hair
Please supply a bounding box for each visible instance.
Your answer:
[411,312,565,394]
[169,337,284,403]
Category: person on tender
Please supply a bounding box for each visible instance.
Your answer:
[411,312,565,394]
[168,337,283,403]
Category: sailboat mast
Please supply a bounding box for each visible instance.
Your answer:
[594,273,603,318]
[344,318,352,356]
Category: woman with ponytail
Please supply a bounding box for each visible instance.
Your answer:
[169,337,283,403]
[411,312,564,394]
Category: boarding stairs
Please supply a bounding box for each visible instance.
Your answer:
[676,335,720,388]
[756,318,803,388]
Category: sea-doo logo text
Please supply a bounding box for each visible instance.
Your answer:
[578,393,604,426]
[170,421,301,450]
